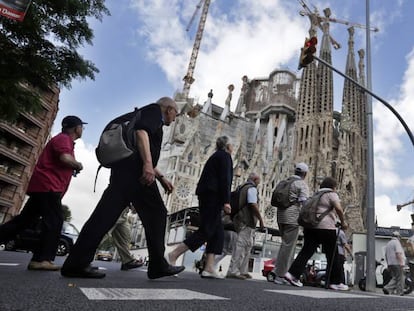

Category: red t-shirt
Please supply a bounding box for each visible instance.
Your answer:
[27,132,75,196]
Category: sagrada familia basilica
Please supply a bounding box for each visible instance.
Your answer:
[157,22,368,234]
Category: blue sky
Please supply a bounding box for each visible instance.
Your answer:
[53,0,414,231]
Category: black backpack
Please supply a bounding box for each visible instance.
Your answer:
[297,190,333,228]
[230,183,253,219]
[95,108,141,168]
[271,177,296,209]
[93,108,141,191]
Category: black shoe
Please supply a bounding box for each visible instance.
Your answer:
[148,265,185,279]
[383,288,389,295]
[121,259,144,271]
[61,265,106,279]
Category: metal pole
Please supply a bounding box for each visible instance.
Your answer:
[313,55,414,148]
[365,0,376,292]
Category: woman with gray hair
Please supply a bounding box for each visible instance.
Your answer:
[168,136,233,278]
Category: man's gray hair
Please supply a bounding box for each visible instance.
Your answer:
[216,136,231,151]
[156,97,176,109]
[248,172,259,180]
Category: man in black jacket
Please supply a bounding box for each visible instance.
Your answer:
[61,97,185,279]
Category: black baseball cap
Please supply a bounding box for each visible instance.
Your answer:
[61,116,88,129]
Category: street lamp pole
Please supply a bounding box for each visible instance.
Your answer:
[365,0,376,292]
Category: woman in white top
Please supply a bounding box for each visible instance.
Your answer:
[284,177,349,290]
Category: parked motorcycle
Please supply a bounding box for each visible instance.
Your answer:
[358,260,413,295]
[300,260,326,287]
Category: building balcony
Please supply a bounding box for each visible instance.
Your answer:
[0,145,30,166]
[0,124,37,147]
[0,196,14,210]
[0,170,22,187]
[20,112,44,128]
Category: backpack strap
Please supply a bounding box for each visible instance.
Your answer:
[287,176,300,205]
[93,164,103,193]
[238,182,255,211]
[315,190,334,221]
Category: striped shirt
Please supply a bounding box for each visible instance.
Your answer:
[276,175,309,225]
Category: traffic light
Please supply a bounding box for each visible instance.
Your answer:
[298,36,317,69]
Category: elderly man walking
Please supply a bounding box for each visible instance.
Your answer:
[273,163,309,285]
[227,172,264,280]
[383,231,406,296]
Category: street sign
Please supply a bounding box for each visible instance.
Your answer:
[0,0,31,22]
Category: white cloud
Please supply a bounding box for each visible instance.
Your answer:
[373,47,414,190]
[376,195,413,228]
[372,46,414,228]
[62,139,110,230]
[131,0,307,108]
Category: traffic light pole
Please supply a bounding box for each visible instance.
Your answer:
[313,54,414,292]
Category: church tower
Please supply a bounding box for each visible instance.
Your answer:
[295,19,335,192]
[335,28,366,231]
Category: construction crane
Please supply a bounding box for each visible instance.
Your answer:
[298,0,379,49]
[397,199,414,212]
[182,0,210,99]
[185,0,203,32]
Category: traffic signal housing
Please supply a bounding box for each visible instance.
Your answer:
[298,37,317,69]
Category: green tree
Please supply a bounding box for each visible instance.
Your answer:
[0,0,110,121]
[98,235,114,252]
[61,204,72,222]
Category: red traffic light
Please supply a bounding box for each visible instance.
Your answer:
[305,36,317,47]
[298,36,318,69]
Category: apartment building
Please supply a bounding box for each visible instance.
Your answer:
[0,84,59,223]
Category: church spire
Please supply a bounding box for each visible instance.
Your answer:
[294,14,335,190]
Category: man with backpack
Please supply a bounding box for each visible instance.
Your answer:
[273,162,309,285]
[227,172,264,280]
[61,97,185,279]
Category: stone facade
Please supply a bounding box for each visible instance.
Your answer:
[158,24,367,234]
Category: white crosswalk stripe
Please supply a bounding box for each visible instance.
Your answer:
[0,263,19,266]
[80,288,229,300]
[265,289,378,299]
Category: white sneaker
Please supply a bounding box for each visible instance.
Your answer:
[329,283,349,291]
[274,276,289,285]
[201,270,224,279]
[284,272,303,287]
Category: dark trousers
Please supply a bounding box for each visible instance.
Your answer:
[184,194,224,254]
[288,228,342,285]
[0,192,63,262]
[62,168,168,272]
[338,254,346,284]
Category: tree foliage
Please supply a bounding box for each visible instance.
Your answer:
[0,0,110,121]
[61,204,72,222]
[98,234,114,252]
